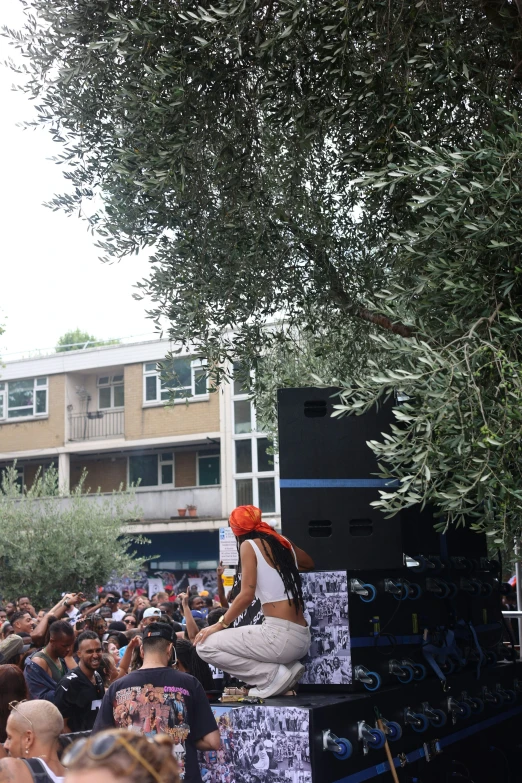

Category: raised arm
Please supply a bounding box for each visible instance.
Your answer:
[31,592,80,646]
[289,542,315,571]
[115,635,141,678]
[178,593,200,643]
[216,563,229,609]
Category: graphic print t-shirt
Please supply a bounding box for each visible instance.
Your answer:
[92,668,217,783]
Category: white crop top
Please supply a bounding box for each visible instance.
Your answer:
[246,539,297,605]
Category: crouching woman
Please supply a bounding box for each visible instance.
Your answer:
[195,505,314,698]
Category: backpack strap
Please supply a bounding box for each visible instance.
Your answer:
[23,758,47,780]
[22,758,62,782]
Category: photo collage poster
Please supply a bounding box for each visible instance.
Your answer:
[300,571,352,685]
[199,704,312,783]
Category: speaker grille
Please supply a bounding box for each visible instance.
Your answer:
[349,519,373,537]
[304,400,327,418]
[308,520,332,537]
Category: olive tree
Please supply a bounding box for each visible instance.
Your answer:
[0,464,148,606]
[6,0,522,541]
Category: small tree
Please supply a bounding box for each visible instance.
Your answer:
[56,329,97,352]
[0,464,149,607]
[55,329,120,352]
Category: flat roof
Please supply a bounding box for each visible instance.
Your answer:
[0,337,203,381]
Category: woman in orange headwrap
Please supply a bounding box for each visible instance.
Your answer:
[195,506,314,698]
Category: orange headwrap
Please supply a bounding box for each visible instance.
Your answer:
[229,505,291,549]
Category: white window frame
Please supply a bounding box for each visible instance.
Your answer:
[0,377,48,422]
[231,369,279,514]
[127,451,175,490]
[142,359,208,406]
[159,451,175,487]
[97,375,124,410]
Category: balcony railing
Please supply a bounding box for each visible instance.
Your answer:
[54,485,222,521]
[68,410,124,441]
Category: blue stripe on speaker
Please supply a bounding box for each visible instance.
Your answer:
[351,635,422,648]
[331,704,522,783]
[279,479,400,488]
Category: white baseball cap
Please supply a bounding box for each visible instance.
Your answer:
[143,607,162,619]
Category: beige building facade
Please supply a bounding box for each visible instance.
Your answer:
[0,339,280,567]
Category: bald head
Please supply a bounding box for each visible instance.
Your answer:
[10,700,63,742]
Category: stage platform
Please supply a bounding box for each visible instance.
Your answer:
[199,663,522,783]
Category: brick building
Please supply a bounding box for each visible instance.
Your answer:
[0,339,279,569]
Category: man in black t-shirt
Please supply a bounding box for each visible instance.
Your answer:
[93,623,220,783]
[55,630,105,732]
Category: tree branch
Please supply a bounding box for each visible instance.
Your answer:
[283,219,414,338]
[353,305,413,337]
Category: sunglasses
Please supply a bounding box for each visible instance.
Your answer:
[9,700,33,730]
[124,618,137,625]
[62,731,162,782]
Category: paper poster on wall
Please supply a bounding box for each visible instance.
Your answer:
[147,578,164,598]
[188,577,204,593]
[300,570,352,685]
[219,526,239,566]
[199,704,311,783]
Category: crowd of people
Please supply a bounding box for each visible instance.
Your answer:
[0,578,229,782]
[0,505,316,783]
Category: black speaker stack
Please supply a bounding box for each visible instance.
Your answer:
[274,387,522,783]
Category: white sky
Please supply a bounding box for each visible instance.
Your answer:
[0,0,159,359]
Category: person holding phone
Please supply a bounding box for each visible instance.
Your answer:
[87,593,126,623]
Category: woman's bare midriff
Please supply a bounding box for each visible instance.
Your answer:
[262,599,307,626]
[252,537,308,627]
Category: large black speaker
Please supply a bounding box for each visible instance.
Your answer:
[401,504,488,560]
[278,387,403,570]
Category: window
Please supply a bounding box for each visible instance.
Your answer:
[97,376,124,409]
[235,440,252,473]
[234,400,252,434]
[231,362,279,514]
[233,362,250,396]
[160,452,174,485]
[257,438,274,472]
[128,452,174,488]
[236,478,253,506]
[198,451,220,486]
[143,358,208,403]
[0,377,48,421]
[258,478,276,513]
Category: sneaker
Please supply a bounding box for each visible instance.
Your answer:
[248,664,296,699]
[286,662,305,693]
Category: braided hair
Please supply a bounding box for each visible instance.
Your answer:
[229,531,304,613]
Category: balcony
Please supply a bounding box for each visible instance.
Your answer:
[61,485,222,525]
[135,485,222,520]
[68,410,124,441]
[136,485,221,522]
